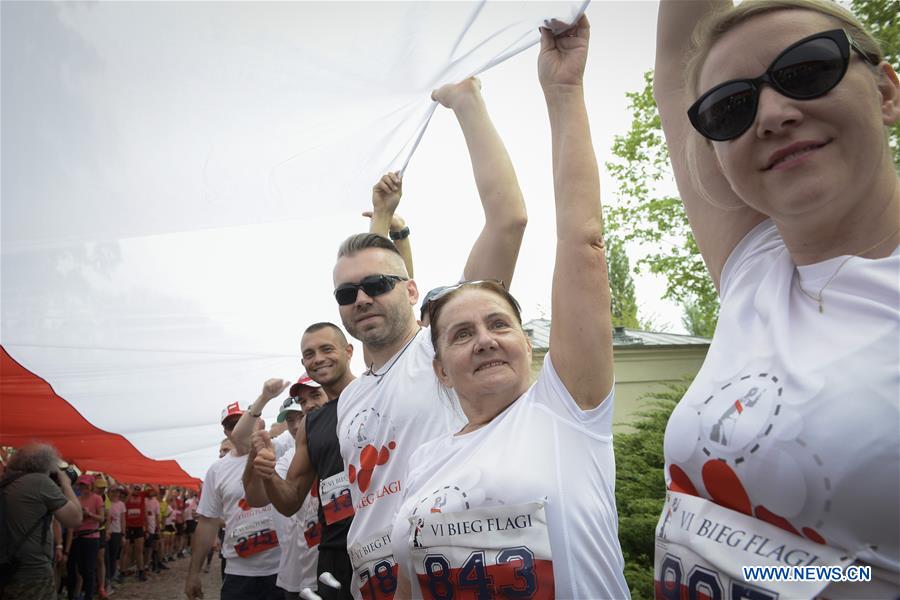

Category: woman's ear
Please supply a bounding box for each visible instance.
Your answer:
[877,61,900,126]
[432,357,453,389]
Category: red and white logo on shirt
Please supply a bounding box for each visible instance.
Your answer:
[345,408,399,494]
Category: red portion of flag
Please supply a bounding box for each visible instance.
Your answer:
[0,345,200,487]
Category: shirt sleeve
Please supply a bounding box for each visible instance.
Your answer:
[533,353,614,435]
[719,219,783,300]
[273,429,294,459]
[37,475,69,513]
[197,461,224,519]
[275,450,293,479]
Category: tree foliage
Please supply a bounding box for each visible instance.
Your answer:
[851,0,900,169]
[614,382,685,599]
[608,237,641,329]
[604,71,719,336]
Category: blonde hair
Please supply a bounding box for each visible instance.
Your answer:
[685,0,883,98]
[682,0,886,207]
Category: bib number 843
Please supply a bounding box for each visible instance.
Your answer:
[421,547,545,600]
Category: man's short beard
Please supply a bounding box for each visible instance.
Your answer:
[346,301,409,350]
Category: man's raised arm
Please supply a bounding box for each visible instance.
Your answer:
[231,378,290,454]
[243,428,317,518]
[365,172,414,278]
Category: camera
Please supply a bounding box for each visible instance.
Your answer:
[51,462,78,485]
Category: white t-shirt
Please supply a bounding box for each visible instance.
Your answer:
[108,501,126,534]
[338,329,465,597]
[273,429,295,459]
[273,447,319,593]
[183,497,196,521]
[197,452,282,576]
[145,498,160,533]
[389,354,629,599]
[659,220,900,597]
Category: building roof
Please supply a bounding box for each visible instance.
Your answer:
[522,318,711,350]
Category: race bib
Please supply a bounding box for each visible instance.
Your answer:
[303,518,322,548]
[654,491,853,599]
[349,529,398,600]
[231,508,280,558]
[320,471,355,525]
[409,501,554,600]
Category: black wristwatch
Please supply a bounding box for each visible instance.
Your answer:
[389,226,410,241]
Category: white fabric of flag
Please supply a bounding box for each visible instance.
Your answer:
[1,1,586,478]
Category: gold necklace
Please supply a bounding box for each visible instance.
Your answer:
[796,227,900,313]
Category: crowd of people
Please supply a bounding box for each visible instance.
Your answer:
[3,0,898,599]
[0,443,202,600]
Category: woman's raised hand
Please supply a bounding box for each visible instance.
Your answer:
[538,15,589,92]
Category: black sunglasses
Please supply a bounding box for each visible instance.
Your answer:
[282,396,301,409]
[334,274,408,306]
[688,29,880,141]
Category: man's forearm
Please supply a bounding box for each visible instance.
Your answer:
[242,449,270,507]
[188,518,218,576]
[368,211,393,238]
[262,473,305,517]
[231,399,265,454]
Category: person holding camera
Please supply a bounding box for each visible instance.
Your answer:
[0,443,81,600]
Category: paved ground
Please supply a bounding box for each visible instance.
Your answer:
[102,554,223,600]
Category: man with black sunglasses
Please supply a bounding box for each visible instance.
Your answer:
[329,77,528,600]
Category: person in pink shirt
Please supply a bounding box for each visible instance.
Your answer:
[174,489,187,558]
[143,485,163,573]
[107,486,126,585]
[183,491,199,555]
[67,474,105,600]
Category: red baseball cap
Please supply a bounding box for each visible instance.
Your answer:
[220,401,244,425]
[288,374,321,398]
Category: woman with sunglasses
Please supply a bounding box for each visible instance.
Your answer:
[386,16,630,599]
[654,0,899,597]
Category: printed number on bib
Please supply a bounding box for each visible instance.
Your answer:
[359,560,398,600]
[234,527,279,558]
[349,529,397,600]
[304,519,322,548]
[656,553,778,600]
[654,492,853,600]
[320,472,355,525]
[231,509,280,558]
[410,501,554,600]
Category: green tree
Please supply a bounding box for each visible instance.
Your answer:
[614,382,685,599]
[852,0,900,169]
[604,71,719,337]
[608,237,641,329]
[681,292,718,338]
